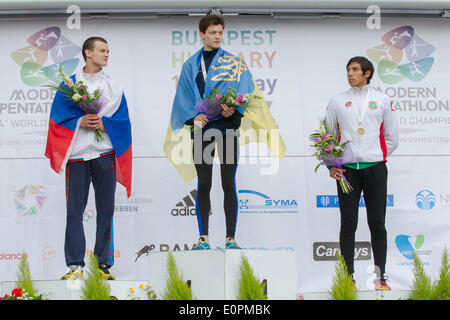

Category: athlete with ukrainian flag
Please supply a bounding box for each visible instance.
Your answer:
[45,37,132,281]
[164,14,286,250]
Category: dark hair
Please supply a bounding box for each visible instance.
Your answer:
[82,37,108,61]
[199,14,225,33]
[346,56,375,84]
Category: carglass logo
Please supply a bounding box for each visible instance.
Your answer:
[415,190,436,210]
[238,190,299,214]
[367,26,435,84]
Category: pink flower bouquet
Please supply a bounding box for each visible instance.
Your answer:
[44,65,105,141]
[310,119,354,194]
[194,86,261,120]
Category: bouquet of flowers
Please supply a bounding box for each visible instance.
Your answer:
[195,86,261,120]
[310,119,354,194]
[44,65,105,141]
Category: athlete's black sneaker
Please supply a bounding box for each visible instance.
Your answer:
[98,264,116,280]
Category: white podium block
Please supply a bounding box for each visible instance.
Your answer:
[1,280,150,300]
[301,290,412,300]
[145,249,297,300]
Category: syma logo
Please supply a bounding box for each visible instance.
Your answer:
[415,190,436,210]
[238,189,299,214]
[10,26,80,87]
[367,26,435,85]
[13,185,47,216]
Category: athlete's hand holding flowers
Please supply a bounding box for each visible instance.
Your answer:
[44,65,105,141]
[221,104,235,118]
[310,119,354,194]
[193,104,234,129]
[194,86,261,123]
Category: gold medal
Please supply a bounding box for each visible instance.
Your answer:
[351,88,371,138]
[356,126,366,136]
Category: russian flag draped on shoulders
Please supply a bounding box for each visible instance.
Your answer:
[163,47,286,182]
[45,70,132,197]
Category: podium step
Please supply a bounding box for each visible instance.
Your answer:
[300,290,412,300]
[1,249,297,300]
[143,249,298,300]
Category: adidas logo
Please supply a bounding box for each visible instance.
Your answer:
[170,189,212,216]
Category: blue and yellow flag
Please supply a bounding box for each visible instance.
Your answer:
[163,47,286,182]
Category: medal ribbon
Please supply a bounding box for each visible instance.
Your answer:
[351,87,370,129]
[200,55,208,98]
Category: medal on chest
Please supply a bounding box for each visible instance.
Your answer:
[356,126,366,136]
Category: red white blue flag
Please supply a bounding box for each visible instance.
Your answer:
[45,75,132,197]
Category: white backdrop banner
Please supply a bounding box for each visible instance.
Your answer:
[0,15,449,294]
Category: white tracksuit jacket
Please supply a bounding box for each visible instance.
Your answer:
[325,85,399,164]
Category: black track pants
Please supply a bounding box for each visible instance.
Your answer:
[193,135,239,238]
[337,162,388,276]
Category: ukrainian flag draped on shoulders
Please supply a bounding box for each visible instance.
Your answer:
[163,47,286,182]
[45,72,132,197]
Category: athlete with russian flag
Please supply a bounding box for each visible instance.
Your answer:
[45,37,132,281]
